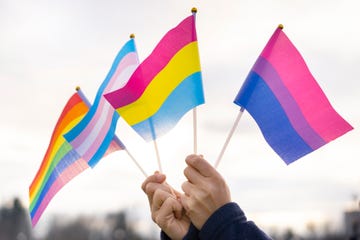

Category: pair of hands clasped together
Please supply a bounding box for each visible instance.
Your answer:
[141,154,231,239]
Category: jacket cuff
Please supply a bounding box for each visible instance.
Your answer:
[160,223,199,240]
[183,223,199,239]
[199,202,246,239]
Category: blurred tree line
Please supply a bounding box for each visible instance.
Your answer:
[0,197,358,240]
[0,198,152,240]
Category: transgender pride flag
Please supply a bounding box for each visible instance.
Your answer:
[234,25,353,164]
[64,37,139,167]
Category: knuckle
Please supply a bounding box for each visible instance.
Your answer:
[151,212,157,222]
[183,166,190,177]
[181,181,188,192]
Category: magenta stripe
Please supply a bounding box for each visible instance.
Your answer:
[31,159,87,226]
[104,52,139,93]
[252,57,326,149]
[260,28,353,142]
[82,102,115,160]
[105,15,196,109]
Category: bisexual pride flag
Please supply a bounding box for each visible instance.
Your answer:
[234,25,353,164]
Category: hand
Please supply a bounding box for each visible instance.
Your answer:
[142,173,190,239]
[181,154,231,230]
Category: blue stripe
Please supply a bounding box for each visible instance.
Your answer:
[88,112,120,167]
[65,39,136,142]
[234,71,313,164]
[31,148,81,217]
[131,72,204,141]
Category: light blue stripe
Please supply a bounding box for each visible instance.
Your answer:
[31,148,81,217]
[131,72,204,141]
[65,39,136,142]
[88,112,120,167]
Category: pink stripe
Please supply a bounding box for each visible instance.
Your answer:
[104,52,139,93]
[74,103,112,157]
[70,98,107,148]
[105,15,196,109]
[260,28,353,142]
[31,159,88,226]
[69,53,138,149]
[82,102,115,160]
[105,140,123,154]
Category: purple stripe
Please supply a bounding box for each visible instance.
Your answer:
[252,56,326,149]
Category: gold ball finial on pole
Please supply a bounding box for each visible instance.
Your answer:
[76,86,80,91]
[191,7,197,13]
[130,33,135,39]
[278,24,284,30]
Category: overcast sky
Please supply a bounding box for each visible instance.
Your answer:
[1,0,359,236]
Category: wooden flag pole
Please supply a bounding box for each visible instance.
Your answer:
[125,149,148,178]
[192,7,199,155]
[153,139,163,173]
[193,108,198,154]
[75,86,148,178]
[214,107,245,168]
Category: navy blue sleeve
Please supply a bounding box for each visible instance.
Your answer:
[198,202,272,240]
[160,223,199,240]
[160,231,171,240]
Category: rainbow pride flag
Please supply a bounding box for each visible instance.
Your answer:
[64,38,138,167]
[29,92,122,227]
[105,15,204,141]
[234,25,353,164]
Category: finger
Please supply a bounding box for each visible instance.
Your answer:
[141,172,166,192]
[181,181,196,197]
[179,194,191,215]
[152,189,173,213]
[145,182,170,199]
[183,165,203,185]
[155,197,182,225]
[185,154,217,178]
[169,197,183,220]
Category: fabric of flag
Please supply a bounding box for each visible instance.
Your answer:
[29,92,122,227]
[104,15,204,141]
[234,26,353,164]
[64,38,138,167]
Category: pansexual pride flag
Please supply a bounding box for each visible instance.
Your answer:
[29,92,122,227]
[64,38,138,167]
[105,15,204,141]
[234,25,353,164]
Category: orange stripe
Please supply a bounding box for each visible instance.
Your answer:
[29,94,88,195]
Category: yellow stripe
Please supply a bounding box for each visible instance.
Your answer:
[116,41,201,125]
[29,114,85,202]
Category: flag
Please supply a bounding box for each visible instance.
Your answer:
[29,92,122,226]
[64,38,139,167]
[104,15,204,141]
[234,25,353,164]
